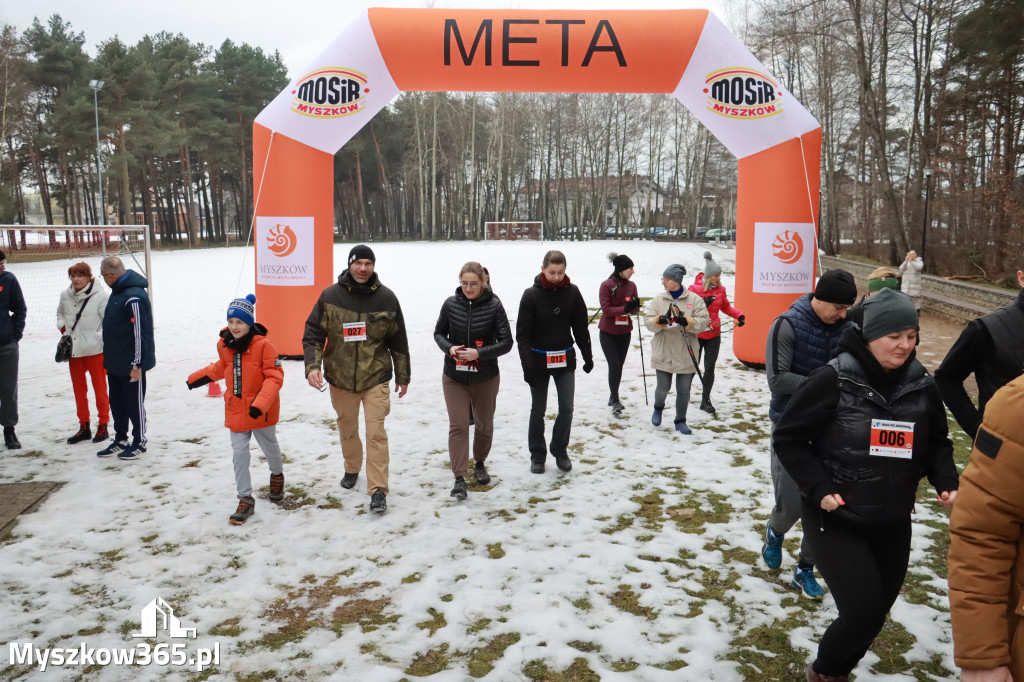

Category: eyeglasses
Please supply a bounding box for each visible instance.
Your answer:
[460,281,481,288]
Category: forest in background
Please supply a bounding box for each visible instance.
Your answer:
[0,0,1021,281]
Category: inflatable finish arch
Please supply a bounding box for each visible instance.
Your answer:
[253,9,821,363]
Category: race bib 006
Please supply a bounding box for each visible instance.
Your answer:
[869,419,915,459]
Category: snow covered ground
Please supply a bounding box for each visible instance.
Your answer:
[1,240,958,680]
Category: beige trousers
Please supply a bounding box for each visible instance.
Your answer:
[329,382,391,495]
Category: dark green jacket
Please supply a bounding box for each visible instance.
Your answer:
[302,270,410,393]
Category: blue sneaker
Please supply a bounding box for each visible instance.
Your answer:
[761,521,783,569]
[674,421,692,435]
[96,439,128,458]
[792,567,825,599]
[117,444,147,461]
[651,408,663,426]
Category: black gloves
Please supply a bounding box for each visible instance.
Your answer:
[582,359,594,374]
[657,314,673,326]
[624,297,641,313]
[187,376,213,390]
[702,295,716,308]
[737,315,746,327]
[249,406,262,419]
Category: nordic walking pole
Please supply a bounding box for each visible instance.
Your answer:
[672,304,705,388]
[635,309,649,406]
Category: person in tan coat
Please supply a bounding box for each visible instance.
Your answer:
[643,264,710,435]
[948,373,1024,682]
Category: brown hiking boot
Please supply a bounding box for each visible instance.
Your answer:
[806,663,849,682]
[229,496,255,525]
[269,473,285,502]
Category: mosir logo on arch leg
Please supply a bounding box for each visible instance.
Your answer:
[752,222,814,294]
[256,216,315,287]
[266,223,298,258]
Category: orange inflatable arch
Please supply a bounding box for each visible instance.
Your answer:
[253,8,821,364]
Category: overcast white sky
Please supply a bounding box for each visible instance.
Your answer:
[2,0,738,78]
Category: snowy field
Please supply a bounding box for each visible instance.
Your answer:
[1,240,957,680]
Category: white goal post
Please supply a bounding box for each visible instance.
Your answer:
[484,221,543,241]
[0,225,153,340]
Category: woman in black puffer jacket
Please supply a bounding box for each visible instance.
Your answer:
[433,262,513,500]
[773,288,958,682]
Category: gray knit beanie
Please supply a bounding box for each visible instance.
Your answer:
[861,288,919,342]
[702,251,722,278]
[662,264,687,285]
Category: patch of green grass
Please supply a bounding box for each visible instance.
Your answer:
[178,436,205,444]
[568,640,601,652]
[651,658,688,671]
[670,490,734,534]
[571,596,592,610]
[522,657,600,681]
[405,643,450,676]
[485,509,515,522]
[608,584,657,620]
[725,618,806,679]
[182,460,201,467]
[487,543,505,559]
[631,488,665,531]
[208,617,243,637]
[416,607,448,636]
[321,418,337,431]
[870,619,914,675]
[402,573,422,584]
[609,659,639,672]
[467,632,520,678]
[601,513,635,534]
[467,618,491,635]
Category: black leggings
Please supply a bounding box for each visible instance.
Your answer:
[802,497,912,677]
[599,331,631,402]
[697,335,721,402]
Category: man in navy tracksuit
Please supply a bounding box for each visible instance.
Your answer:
[0,250,26,449]
[97,256,155,460]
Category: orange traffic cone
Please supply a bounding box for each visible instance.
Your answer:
[206,380,223,398]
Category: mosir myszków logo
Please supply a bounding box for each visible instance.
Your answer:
[705,68,784,119]
[291,67,368,118]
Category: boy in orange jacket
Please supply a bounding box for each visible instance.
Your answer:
[187,294,285,525]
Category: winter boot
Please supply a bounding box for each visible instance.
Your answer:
[340,472,359,490]
[761,521,783,569]
[67,423,92,444]
[674,421,692,435]
[792,566,826,599]
[474,461,491,485]
[451,477,468,500]
[269,473,285,502]
[3,427,20,449]
[369,489,387,514]
[611,401,624,416]
[651,407,663,426]
[229,496,255,525]
[92,423,108,443]
[530,461,545,474]
[554,454,572,472]
[699,399,717,415]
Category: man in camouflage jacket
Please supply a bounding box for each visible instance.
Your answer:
[303,245,410,514]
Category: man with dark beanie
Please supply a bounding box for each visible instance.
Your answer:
[760,268,856,598]
[303,245,410,514]
[0,250,26,449]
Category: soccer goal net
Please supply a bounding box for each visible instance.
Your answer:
[0,225,152,340]
[484,221,543,241]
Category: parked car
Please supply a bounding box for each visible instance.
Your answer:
[695,226,709,237]
[648,226,667,239]
[705,228,728,239]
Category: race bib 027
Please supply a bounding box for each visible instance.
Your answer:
[343,321,367,342]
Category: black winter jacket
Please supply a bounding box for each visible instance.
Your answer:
[0,270,26,345]
[773,327,958,523]
[516,274,593,377]
[433,286,513,384]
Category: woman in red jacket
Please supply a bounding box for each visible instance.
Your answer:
[187,294,285,526]
[598,253,640,415]
[687,251,744,415]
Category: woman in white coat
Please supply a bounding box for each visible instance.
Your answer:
[899,250,924,311]
[643,264,711,435]
[56,262,109,444]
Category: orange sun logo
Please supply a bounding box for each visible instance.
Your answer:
[267,224,297,257]
[772,231,803,264]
